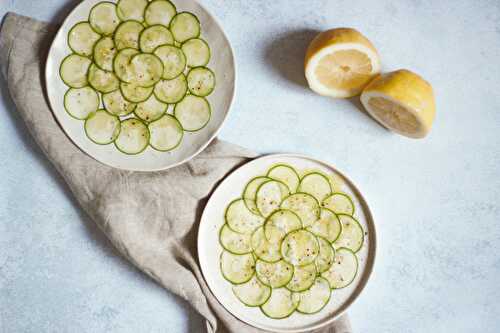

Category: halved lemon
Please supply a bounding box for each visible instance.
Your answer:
[360,69,436,138]
[305,28,381,98]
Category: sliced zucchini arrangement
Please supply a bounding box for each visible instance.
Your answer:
[219,164,364,319]
[60,0,215,154]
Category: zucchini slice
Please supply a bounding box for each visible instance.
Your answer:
[181,38,210,67]
[255,180,290,218]
[220,251,255,284]
[116,0,148,21]
[134,94,166,122]
[297,277,331,314]
[114,20,144,50]
[64,87,100,120]
[286,263,316,292]
[174,95,210,132]
[120,82,154,103]
[170,12,200,43]
[255,259,293,288]
[139,25,174,53]
[144,0,177,26]
[89,2,121,36]
[267,164,300,193]
[102,89,136,116]
[88,63,119,93]
[187,67,215,97]
[232,276,271,307]
[298,172,332,202]
[242,176,271,215]
[260,288,299,319]
[307,208,342,243]
[93,37,117,72]
[148,114,183,151]
[129,53,163,86]
[84,110,121,145]
[251,227,282,263]
[264,209,302,243]
[219,224,252,255]
[322,193,355,215]
[153,74,187,104]
[114,48,140,82]
[68,22,101,57]
[225,199,264,234]
[333,215,364,253]
[321,248,358,289]
[315,237,335,273]
[281,230,319,266]
[114,118,150,154]
[154,45,186,79]
[60,54,92,88]
[280,193,320,227]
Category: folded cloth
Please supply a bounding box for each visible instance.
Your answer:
[0,12,352,333]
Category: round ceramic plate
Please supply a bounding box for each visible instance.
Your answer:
[45,0,235,171]
[198,154,376,332]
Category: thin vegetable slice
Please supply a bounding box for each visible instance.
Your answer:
[148,114,183,151]
[260,288,299,319]
[298,172,332,202]
[88,63,119,93]
[154,45,186,79]
[60,54,91,88]
[264,209,302,243]
[68,22,101,57]
[129,53,163,86]
[251,227,282,263]
[281,229,319,266]
[297,277,331,314]
[144,0,176,26]
[93,37,117,71]
[114,20,144,50]
[280,193,320,227]
[232,276,271,307]
[220,251,255,284]
[181,38,210,67]
[89,2,120,35]
[84,110,121,145]
[255,259,293,288]
[114,118,150,154]
[135,94,166,122]
[321,248,358,289]
[255,180,290,218]
[286,263,316,292]
[139,25,174,53]
[120,82,154,103]
[64,87,100,120]
[187,67,215,97]
[114,48,140,82]
[219,224,252,255]
[242,176,270,215]
[315,237,335,273]
[102,89,136,116]
[174,95,210,131]
[307,208,342,243]
[267,164,300,193]
[170,12,200,43]
[333,214,364,253]
[116,0,148,21]
[322,193,355,215]
[154,74,187,104]
[225,199,264,234]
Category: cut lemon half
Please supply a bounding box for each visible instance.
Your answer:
[361,69,436,138]
[305,28,381,98]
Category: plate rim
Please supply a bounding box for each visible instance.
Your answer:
[197,153,377,332]
[44,0,237,172]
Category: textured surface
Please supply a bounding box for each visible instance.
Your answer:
[1,0,499,333]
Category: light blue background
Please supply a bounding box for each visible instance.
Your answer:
[1,0,499,332]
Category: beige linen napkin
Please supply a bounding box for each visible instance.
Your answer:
[0,13,352,333]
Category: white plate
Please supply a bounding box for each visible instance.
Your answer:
[198,154,376,332]
[45,0,235,171]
